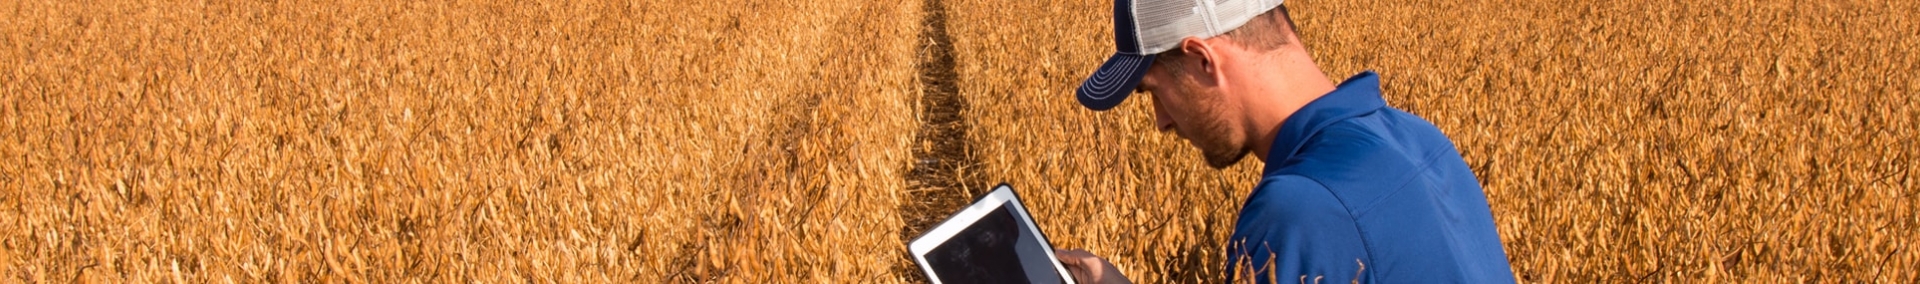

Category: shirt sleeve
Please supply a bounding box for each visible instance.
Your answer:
[1227,175,1372,284]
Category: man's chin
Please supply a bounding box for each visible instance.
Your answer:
[1201,149,1247,169]
[1180,136,1245,169]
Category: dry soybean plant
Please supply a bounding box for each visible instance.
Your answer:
[2,0,925,282]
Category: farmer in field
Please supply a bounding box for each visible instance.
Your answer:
[1053,0,1516,283]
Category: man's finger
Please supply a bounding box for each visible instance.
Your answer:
[1054,249,1099,282]
[1054,251,1082,270]
[1055,250,1078,266]
[1058,249,1098,265]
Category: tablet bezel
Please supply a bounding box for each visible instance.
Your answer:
[908,183,1076,284]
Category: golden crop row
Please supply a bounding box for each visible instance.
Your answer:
[3,0,925,282]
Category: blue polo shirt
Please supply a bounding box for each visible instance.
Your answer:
[1226,71,1515,283]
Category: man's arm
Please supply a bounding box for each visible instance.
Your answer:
[1229,175,1370,284]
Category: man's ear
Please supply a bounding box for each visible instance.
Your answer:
[1178,37,1224,87]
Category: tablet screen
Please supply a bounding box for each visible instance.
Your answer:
[910,185,1074,284]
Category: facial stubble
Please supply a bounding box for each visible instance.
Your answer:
[1170,75,1249,169]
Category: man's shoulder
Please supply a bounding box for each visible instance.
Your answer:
[1241,175,1352,227]
[1248,175,1335,207]
[1285,106,1459,166]
[1237,173,1362,239]
[1230,174,1371,282]
[1266,106,1469,212]
[1315,106,1448,149]
[1270,115,1419,184]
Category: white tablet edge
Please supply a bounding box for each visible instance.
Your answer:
[908,185,1077,284]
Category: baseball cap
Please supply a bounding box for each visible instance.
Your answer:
[1076,0,1286,110]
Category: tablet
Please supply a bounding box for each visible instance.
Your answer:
[909,184,1076,284]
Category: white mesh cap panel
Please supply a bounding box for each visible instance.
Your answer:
[1212,0,1283,41]
[1133,0,1205,54]
[1132,0,1283,54]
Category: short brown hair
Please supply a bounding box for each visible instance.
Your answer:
[1155,5,1298,76]
[1219,5,1298,52]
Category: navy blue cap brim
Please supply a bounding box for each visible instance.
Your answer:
[1077,53,1154,111]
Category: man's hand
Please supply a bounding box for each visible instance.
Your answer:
[1054,249,1133,284]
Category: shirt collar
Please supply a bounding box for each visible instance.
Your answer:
[1262,71,1388,174]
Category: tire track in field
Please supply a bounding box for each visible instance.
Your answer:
[900,0,980,275]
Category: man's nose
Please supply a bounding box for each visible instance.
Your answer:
[1154,103,1175,133]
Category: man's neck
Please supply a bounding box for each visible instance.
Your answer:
[1241,46,1334,162]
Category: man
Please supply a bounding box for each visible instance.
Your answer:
[1053,0,1516,283]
